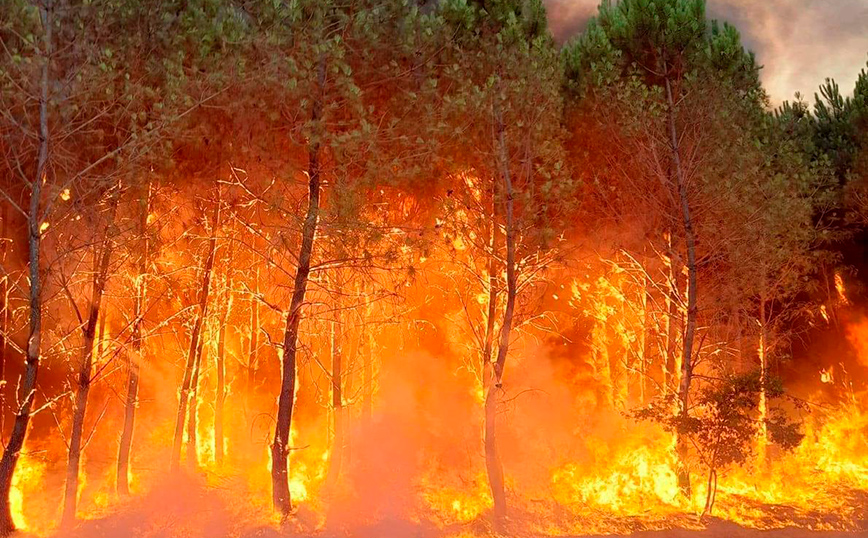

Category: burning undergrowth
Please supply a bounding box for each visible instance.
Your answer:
[9,306,868,537]
[1,1,868,537]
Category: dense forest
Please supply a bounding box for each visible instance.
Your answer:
[0,0,867,536]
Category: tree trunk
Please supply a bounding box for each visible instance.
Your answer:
[361,292,377,427]
[757,285,769,463]
[272,53,326,517]
[663,232,681,395]
[637,272,648,404]
[0,204,9,427]
[117,182,151,495]
[62,187,120,526]
[117,183,151,495]
[247,266,259,408]
[342,323,357,467]
[482,180,498,394]
[665,75,697,419]
[701,468,717,518]
[0,5,50,533]
[593,311,613,407]
[485,99,517,528]
[665,73,698,496]
[326,311,343,487]
[97,301,108,360]
[362,319,372,426]
[171,199,220,471]
[609,319,626,409]
[215,263,232,466]
[186,325,206,469]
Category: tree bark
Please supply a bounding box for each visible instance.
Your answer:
[0,4,51,533]
[171,198,220,471]
[325,311,343,487]
[118,182,151,495]
[665,72,698,496]
[701,468,717,518]
[0,204,9,427]
[97,300,107,360]
[482,179,498,393]
[485,99,516,528]
[271,53,326,517]
[215,262,232,466]
[342,322,357,467]
[362,319,372,426]
[637,272,649,404]
[62,186,120,526]
[757,281,769,463]
[665,75,697,419]
[663,232,681,395]
[186,323,206,469]
[247,266,259,409]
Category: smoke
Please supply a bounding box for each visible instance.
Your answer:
[50,475,271,538]
[544,0,868,104]
[544,0,597,40]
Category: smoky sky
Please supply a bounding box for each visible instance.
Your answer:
[544,0,868,104]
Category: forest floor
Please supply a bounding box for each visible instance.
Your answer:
[38,476,867,538]
[572,526,868,538]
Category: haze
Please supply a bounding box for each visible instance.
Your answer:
[545,0,868,104]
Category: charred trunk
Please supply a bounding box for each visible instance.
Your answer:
[757,285,769,463]
[482,179,498,390]
[186,323,207,469]
[272,53,326,516]
[637,271,649,404]
[118,182,151,496]
[171,198,220,471]
[62,186,119,526]
[215,265,232,466]
[665,73,698,495]
[701,468,718,518]
[326,313,343,487]
[664,232,682,395]
[247,267,259,409]
[362,324,372,426]
[0,6,50,532]
[0,205,9,424]
[486,98,517,528]
[665,75,697,420]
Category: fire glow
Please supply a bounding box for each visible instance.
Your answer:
[0,0,867,537]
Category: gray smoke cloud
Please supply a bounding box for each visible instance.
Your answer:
[544,0,868,104]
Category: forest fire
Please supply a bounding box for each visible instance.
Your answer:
[0,0,867,537]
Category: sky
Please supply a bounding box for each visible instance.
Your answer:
[544,0,868,104]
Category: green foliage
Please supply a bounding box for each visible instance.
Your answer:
[447,0,549,39]
[596,0,706,74]
[563,0,760,98]
[635,372,804,472]
[706,20,761,99]
[725,106,838,313]
[814,78,863,182]
[437,0,572,252]
[815,62,868,227]
[562,0,828,386]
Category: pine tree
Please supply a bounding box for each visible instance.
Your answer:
[564,0,767,493]
[438,0,570,526]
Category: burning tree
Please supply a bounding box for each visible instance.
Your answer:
[226,0,445,516]
[0,0,867,536]
[634,371,803,517]
[0,0,235,530]
[562,0,808,490]
[436,0,572,527]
